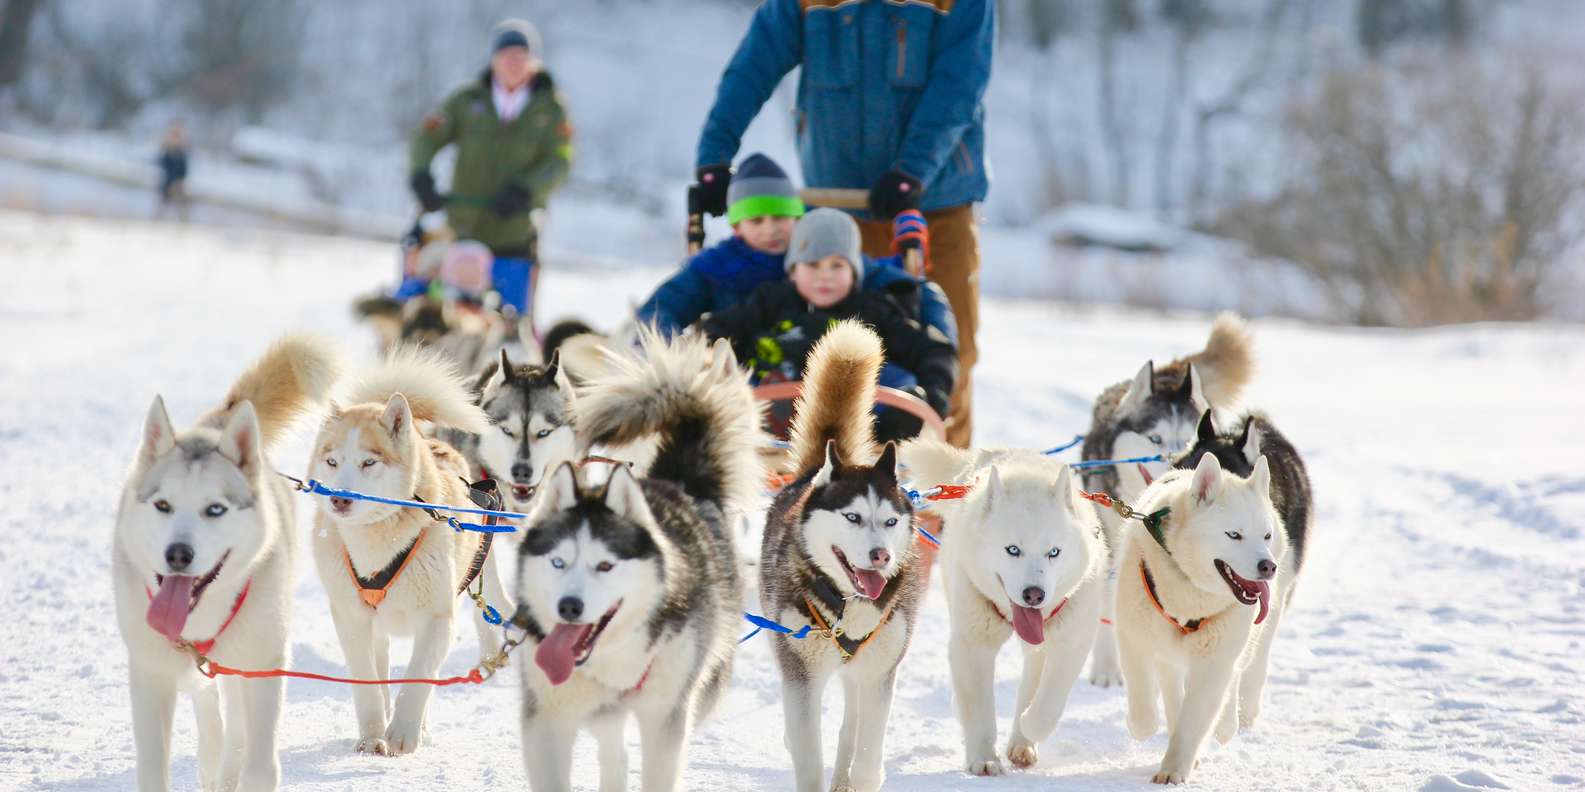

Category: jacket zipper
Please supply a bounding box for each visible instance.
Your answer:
[896,20,908,80]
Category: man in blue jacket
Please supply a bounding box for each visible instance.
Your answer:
[693,0,993,447]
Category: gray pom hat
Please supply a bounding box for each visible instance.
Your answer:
[786,208,864,287]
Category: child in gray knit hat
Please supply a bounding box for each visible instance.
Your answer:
[785,207,865,308]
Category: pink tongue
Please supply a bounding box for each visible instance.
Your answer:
[1138,463,1154,486]
[852,569,888,600]
[535,623,592,686]
[1011,605,1046,645]
[1254,582,1271,625]
[147,575,195,642]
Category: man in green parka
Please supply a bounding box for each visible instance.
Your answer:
[409,18,572,318]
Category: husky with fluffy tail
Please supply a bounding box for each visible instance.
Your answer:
[1114,419,1310,785]
[306,348,507,757]
[763,321,923,792]
[114,335,339,792]
[1082,313,1253,686]
[512,329,763,792]
[900,441,1107,776]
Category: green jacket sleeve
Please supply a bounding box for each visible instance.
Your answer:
[409,90,463,176]
[513,91,573,210]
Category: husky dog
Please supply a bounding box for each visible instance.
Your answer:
[1082,313,1253,686]
[900,441,1107,776]
[114,335,339,792]
[762,321,923,792]
[1114,425,1310,785]
[306,348,509,756]
[510,329,764,792]
[441,349,579,515]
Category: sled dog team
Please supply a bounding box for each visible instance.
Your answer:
[114,313,1312,790]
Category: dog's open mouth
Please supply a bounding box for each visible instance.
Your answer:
[832,547,888,600]
[534,600,621,686]
[510,483,536,502]
[1214,559,1270,624]
[147,551,229,642]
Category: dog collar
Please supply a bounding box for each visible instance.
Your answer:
[988,593,1069,627]
[144,578,252,656]
[802,595,895,662]
[1139,561,1204,635]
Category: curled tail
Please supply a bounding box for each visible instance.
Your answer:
[199,333,341,451]
[787,320,883,476]
[339,345,489,433]
[897,438,973,493]
[1186,312,1254,407]
[575,328,766,514]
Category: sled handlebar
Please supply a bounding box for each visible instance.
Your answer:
[752,381,946,440]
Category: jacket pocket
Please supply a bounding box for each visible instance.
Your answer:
[889,11,931,87]
[803,9,858,88]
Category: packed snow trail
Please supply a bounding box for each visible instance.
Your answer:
[1,213,1581,790]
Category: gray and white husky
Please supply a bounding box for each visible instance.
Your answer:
[113,335,339,792]
[510,329,764,792]
[900,441,1107,777]
[1114,410,1311,784]
[1082,313,1253,686]
[442,349,580,515]
[762,321,924,792]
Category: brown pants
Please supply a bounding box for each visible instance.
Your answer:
[858,203,979,448]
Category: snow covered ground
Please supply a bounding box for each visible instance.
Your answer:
[2,212,1582,791]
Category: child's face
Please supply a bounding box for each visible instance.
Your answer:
[791,255,855,309]
[734,215,797,255]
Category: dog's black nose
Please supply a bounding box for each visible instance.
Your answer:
[1257,559,1277,580]
[869,547,891,568]
[557,596,583,622]
[1022,586,1045,608]
[165,543,194,572]
[511,463,534,484]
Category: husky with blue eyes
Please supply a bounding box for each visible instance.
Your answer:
[900,442,1107,777]
[759,321,925,792]
[1080,313,1254,687]
[510,329,764,792]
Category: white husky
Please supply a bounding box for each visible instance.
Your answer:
[901,441,1107,776]
[1115,453,1292,784]
[113,335,339,792]
[307,348,508,756]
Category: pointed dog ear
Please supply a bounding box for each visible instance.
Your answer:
[1054,463,1080,517]
[1196,408,1216,443]
[603,464,654,525]
[541,349,558,383]
[541,461,579,512]
[380,393,413,441]
[1118,360,1154,415]
[983,465,1004,505]
[871,441,899,487]
[1185,364,1209,413]
[140,394,177,466]
[813,439,842,488]
[1241,418,1262,464]
[1250,454,1271,499]
[217,401,262,477]
[1191,452,1223,504]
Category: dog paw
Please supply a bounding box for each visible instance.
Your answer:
[354,737,389,756]
[1089,666,1125,688]
[1127,710,1160,740]
[829,785,856,792]
[1239,703,1261,730]
[967,759,1005,776]
[1150,769,1187,784]
[383,719,422,755]
[1006,736,1039,768]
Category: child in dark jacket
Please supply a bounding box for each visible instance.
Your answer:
[698,208,957,442]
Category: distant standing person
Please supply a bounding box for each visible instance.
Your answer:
[409,18,572,325]
[694,0,994,447]
[155,121,189,221]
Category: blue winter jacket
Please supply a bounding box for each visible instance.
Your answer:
[636,237,957,345]
[697,0,994,214]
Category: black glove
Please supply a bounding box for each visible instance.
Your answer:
[410,171,445,213]
[867,169,923,218]
[492,183,531,217]
[694,164,733,217]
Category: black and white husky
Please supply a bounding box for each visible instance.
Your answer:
[442,349,580,515]
[1082,313,1253,686]
[1114,409,1311,784]
[509,330,764,792]
[762,320,925,792]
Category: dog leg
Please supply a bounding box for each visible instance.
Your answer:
[1159,660,1185,734]
[1089,518,1125,687]
[846,667,896,792]
[637,706,689,792]
[372,629,391,720]
[1238,600,1283,730]
[129,667,177,792]
[1214,681,1238,745]
[1118,628,1160,739]
[385,613,451,754]
[830,672,861,790]
[327,601,386,753]
[192,679,223,791]
[219,675,247,790]
[237,674,284,792]
[522,716,577,792]
[1003,645,1043,769]
[1016,624,1092,749]
[591,716,628,792]
[949,635,1004,776]
[1153,656,1238,784]
[781,674,828,792]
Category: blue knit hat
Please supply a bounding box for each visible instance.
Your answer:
[726,153,804,224]
[491,19,540,55]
